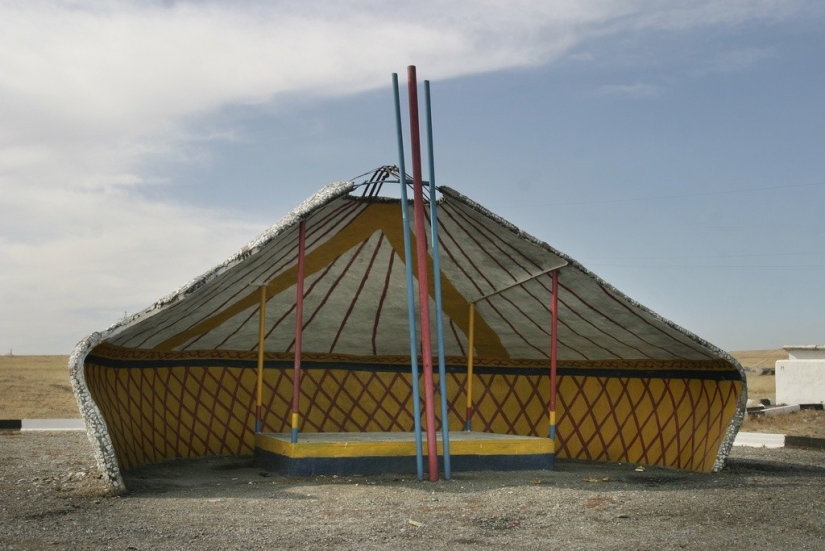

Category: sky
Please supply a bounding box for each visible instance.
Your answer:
[1,0,823,355]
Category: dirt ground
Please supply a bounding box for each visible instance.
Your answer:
[742,409,825,438]
[1,431,824,550]
[1,351,824,549]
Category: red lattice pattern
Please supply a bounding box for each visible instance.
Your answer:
[85,362,740,473]
[85,363,257,469]
[556,375,741,471]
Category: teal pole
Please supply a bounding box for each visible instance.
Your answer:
[392,73,424,481]
[424,80,451,480]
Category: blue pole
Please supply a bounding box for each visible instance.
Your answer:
[393,73,424,481]
[424,80,451,480]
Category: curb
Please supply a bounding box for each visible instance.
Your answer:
[734,432,825,451]
[0,419,85,431]
[733,432,785,448]
[785,435,825,451]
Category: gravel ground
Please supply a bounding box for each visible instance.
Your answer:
[1,431,824,550]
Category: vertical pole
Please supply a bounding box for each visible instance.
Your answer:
[549,270,559,442]
[291,220,307,443]
[465,302,475,431]
[408,65,439,482]
[392,73,425,480]
[255,285,267,433]
[424,80,452,480]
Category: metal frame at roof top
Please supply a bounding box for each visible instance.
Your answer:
[351,165,437,203]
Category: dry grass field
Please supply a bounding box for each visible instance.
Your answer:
[0,355,77,418]
[729,348,788,371]
[1,349,822,437]
[730,348,786,404]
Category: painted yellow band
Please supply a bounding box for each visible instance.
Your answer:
[291,413,300,430]
[254,434,554,459]
[549,410,556,426]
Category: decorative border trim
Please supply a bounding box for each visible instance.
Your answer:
[90,342,737,372]
[85,355,741,382]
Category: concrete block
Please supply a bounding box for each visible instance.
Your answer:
[776,345,825,406]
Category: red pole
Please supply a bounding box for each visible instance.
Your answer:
[291,219,307,443]
[408,65,439,481]
[549,269,559,441]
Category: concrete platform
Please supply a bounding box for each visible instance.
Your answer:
[254,431,555,477]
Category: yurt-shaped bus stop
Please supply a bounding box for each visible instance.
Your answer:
[70,69,745,494]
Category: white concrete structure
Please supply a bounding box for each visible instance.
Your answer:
[776,345,825,406]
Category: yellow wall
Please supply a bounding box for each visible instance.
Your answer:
[85,358,741,473]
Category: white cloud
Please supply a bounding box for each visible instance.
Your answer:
[0,0,816,352]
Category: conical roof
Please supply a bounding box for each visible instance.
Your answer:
[93,180,730,365]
